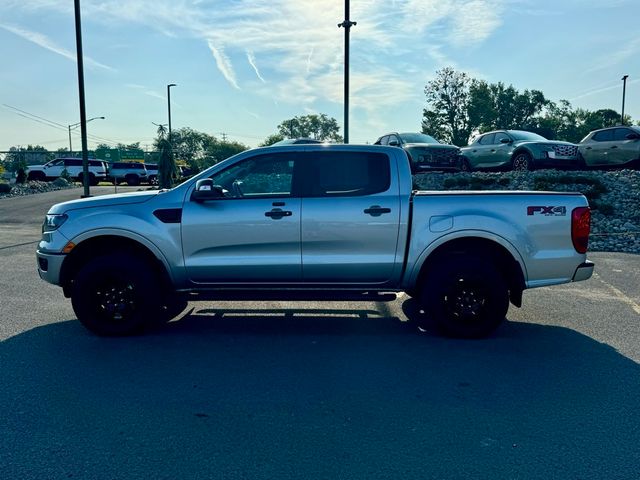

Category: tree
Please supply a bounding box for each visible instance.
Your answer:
[468,80,547,132]
[422,67,473,146]
[276,114,342,142]
[201,139,248,168]
[156,138,176,189]
[3,146,52,182]
[260,133,285,146]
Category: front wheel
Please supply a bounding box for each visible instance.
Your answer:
[459,157,472,172]
[419,255,509,338]
[512,152,533,171]
[71,253,161,336]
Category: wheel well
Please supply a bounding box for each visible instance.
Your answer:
[416,237,525,307]
[60,235,172,297]
[511,148,532,161]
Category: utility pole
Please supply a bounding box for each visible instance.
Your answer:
[167,84,176,152]
[221,132,228,142]
[74,0,91,197]
[338,0,356,144]
[621,74,629,125]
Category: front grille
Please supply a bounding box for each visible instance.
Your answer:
[552,144,578,157]
[416,148,459,166]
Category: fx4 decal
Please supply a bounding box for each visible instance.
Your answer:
[527,206,567,216]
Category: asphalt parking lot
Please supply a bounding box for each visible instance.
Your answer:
[1,187,639,479]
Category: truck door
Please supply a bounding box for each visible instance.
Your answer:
[181,152,302,283]
[300,150,401,284]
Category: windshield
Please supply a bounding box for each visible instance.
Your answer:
[508,131,548,142]
[399,133,440,144]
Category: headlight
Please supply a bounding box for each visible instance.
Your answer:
[42,214,68,233]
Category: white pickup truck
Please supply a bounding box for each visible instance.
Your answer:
[36,145,593,337]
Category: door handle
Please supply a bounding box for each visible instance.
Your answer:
[610,146,618,149]
[364,206,391,217]
[265,208,292,219]
[490,149,496,152]
[585,147,592,150]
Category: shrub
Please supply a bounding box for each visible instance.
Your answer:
[0,183,12,194]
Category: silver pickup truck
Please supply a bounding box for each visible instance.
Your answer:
[36,145,594,337]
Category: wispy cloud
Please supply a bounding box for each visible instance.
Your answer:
[570,78,640,101]
[0,23,115,71]
[125,83,167,101]
[208,41,240,90]
[1,1,505,114]
[246,50,266,83]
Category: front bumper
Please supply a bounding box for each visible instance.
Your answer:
[572,260,594,282]
[36,250,66,285]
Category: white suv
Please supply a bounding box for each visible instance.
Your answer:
[107,162,148,186]
[27,158,108,186]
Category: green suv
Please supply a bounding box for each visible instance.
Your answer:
[578,126,640,169]
[460,130,580,171]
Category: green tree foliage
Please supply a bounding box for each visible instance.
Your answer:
[468,81,547,132]
[156,138,176,189]
[201,139,248,168]
[2,146,52,182]
[260,133,285,146]
[153,127,248,173]
[276,114,343,142]
[422,67,473,146]
[424,67,636,144]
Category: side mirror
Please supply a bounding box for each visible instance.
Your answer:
[500,137,511,144]
[388,140,400,147]
[626,133,640,140]
[191,178,225,202]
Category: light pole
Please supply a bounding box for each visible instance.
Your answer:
[621,74,629,125]
[338,0,356,144]
[167,84,176,152]
[68,116,105,152]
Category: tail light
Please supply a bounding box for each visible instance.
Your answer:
[571,207,590,254]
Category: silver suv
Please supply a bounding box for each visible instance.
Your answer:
[108,162,148,186]
[578,126,640,169]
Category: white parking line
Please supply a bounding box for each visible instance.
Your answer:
[593,272,640,315]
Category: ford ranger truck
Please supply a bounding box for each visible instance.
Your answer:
[36,145,594,338]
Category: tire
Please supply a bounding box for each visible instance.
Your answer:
[28,171,46,182]
[459,157,472,172]
[576,153,587,170]
[125,174,140,186]
[419,255,509,338]
[512,152,533,171]
[71,253,161,336]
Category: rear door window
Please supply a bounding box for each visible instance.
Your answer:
[303,151,390,197]
[479,133,495,145]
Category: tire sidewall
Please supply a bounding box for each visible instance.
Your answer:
[420,256,509,338]
[71,253,160,336]
[512,152,533,171]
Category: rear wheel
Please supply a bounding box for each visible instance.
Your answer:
[125,174,140,186]
[419,255,509,338]
[71,253,161,336]
[28,171,46,182]
[512,152,533,171]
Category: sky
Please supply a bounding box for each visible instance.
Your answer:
[0,0,638,151]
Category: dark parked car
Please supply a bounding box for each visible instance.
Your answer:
[578,125,640,169]
[374,132,461,172]
[460,130,580,171]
